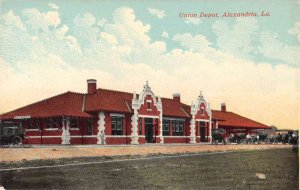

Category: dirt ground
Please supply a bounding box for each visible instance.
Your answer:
[0,144,292,162]
[0,148,298,190]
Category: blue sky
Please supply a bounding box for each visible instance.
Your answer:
[0,0,299,129]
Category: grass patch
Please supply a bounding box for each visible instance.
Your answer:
[0,148,298,190]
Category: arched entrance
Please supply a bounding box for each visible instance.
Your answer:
[144,118,154,143]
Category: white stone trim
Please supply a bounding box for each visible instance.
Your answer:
[146,100,152,103]
[97,111,106,144]
[110,113,125,117]
[25,129,40,132]
[69,128,80,131]
[45,128,59,131]
[138,115,159,118]
[195,119,209,122]
[190,92,212,144]
[131,81,163,144]
[61,117,70,144]
[163,117,185,121]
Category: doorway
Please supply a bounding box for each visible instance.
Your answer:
[144,118,153,143]
[200,121,207,142]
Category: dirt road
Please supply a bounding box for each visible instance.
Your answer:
[0,144,292,162]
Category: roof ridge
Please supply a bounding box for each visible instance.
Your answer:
[97,88,134,96]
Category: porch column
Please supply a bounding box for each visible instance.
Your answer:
[131,109,139,144]
[190,116,196,143]
[97,111,106,144]
[159,112,163,144]
[61,117,70,144]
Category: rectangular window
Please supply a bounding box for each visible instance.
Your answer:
[53,118,59,128]
[87,119,93,135]
[162,120,170,136]
[139,118,143,135]
[46,118,52,129]
[112,116,123,135]
[70,118,78,128]
[147,102,151,109]
[172,120,184,136]
[28,120,38,129]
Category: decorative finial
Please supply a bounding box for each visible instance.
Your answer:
[199,91,203,99]
[146,80,149,86]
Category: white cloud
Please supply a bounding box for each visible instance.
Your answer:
[97,18,107,27]
[22,8,61,32]
[0,6,299,131]
[161,31,169,38]
[212,18,258,59]
[49,3,59,10]
[289,21,300,42]
[184,17,201,25]
[258,32,300,66]
[148,8,166,19]
[173,33,212,52]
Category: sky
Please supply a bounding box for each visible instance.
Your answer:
[0,0,299,130]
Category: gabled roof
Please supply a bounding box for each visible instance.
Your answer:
[0,92,92,119]
[84,88,190,118]
[84,88,133,113]
[161,98,190,118]
[212,110,269,129]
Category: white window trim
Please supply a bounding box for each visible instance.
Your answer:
[25,129,40,132]
[44,128,59,131]
[195,119,209,122]
[138,115,159,118]
[110,113,125,117]
[70,128,80,130]
[163,117,185,121]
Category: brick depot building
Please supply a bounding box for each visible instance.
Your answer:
[0,80,269,145]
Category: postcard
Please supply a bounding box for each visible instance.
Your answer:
[0,0,299,189]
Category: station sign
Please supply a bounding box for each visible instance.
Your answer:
[14,115,31,119]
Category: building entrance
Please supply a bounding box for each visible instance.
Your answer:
[144,118,153,143]
[200,121,207,142]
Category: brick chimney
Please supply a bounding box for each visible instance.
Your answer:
[221,103,226,112]
[173,93,181,102]
[87,79,97,94]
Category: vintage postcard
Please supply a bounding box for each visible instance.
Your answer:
[0,0,299,189]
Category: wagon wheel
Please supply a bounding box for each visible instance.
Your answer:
[240,139,246,144]
[23,138,32,148]
[273,139,278,144]
[1,139,9,148]
[12,136,22,148]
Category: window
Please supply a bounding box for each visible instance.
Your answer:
[112,116,123,135]
[70,118,78,129]
[28,120,40,129]
[172,120,184,136]
[139,118,143,135]
[147,102,151,110]
[46,118,60,129]
[87,119,93,135]
[162,120,170,136]
[46,118,52,129]
[201,108,205,115]
[53,118,60,128]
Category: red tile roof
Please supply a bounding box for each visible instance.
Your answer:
[84,88,190,118]
[212,110,269,129]
[161,98,190,118]
[0,87,270,130]
[84,88,133,113]
[0,92,92,120]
